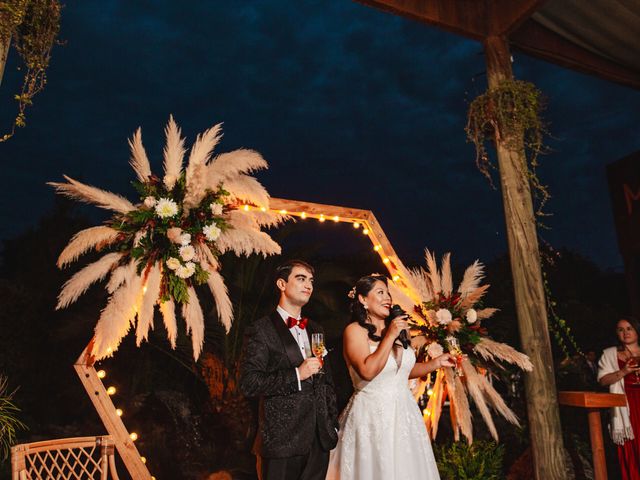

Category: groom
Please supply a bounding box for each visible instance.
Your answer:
[240,260,339,480]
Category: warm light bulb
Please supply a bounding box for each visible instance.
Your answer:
[106,386,116,395]
[319,215,326,222]
[279,209,287,214]
[382,258,390,264]
[427,388,434,396]
[141,456,147,464]
[260,207,267,212]
[362,228,369,235]
[332,215,339,222]
[243,204,249,211]
[97,370,106,379]
[392,275,400,282]
[142,285,148,294]
[116,409,123,417]
[423,409,431,417]
[353,222,360,229]
[129,432,138,441]
[373,245,381,252]
[300,212,307,219]
[106,347,113,354]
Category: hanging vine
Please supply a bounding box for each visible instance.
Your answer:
[0,0,62,142]
[465,79,550,218]
[466,78,583,357]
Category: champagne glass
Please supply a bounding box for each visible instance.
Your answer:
[446,336,464,377]
[311,333,325,375]
[632,356,640,384]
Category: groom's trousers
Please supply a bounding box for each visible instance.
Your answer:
[260,429,329,480]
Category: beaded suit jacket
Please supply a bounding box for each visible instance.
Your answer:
[239,311,339,458]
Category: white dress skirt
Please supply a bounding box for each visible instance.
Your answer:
[326,344,441,480]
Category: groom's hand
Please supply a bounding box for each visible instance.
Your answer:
[298,358,322,380]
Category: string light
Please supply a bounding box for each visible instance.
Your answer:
[392,275,400,282]
[382,258,390,264]
[260,207,267,212]
[319,214,326,222]
[332,215,339,222]
[300,212,307,219]
[353,222,360,229]
[142,285,148,294]
[427,388,434,396]
[97,370,106,379]
[129,432,138,441]
[106,386,116,396]
[243,204,249,211]
[141,457,147,464]
[279,209,287,214]
[362,228,369,235]
[373,245,381,252]
[116,409,123,417]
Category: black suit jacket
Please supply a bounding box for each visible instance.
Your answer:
[239,311,339,458]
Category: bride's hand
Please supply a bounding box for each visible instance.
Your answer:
[434,353,455,369]
[386,315,409,339]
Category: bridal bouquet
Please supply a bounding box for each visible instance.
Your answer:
[388,250,532,443]
[50,117,283,361]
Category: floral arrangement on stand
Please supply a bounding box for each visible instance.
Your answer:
[50,116,284,361]
[388,250,533,443]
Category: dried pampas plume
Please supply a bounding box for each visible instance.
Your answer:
[52,116,282,361]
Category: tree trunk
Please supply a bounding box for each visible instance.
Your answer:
[0,35,10,88]
[484,35,568,480]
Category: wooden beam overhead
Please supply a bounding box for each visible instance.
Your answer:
[354,0,488,40]
[487,0,548,36]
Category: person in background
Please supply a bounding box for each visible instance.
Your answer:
[598,316,640,480]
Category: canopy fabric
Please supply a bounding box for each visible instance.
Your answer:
[533,0,640,74]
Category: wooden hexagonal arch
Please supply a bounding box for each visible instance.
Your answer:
[75,197,417,479]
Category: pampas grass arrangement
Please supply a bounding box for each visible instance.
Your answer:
[389,249,533,443]
[51,116,283,361]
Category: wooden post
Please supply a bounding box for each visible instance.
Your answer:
[75,341,152,480]
[559,391,627,480]
[484,35,567,480]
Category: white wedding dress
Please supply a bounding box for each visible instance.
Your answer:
[326,344,440,480]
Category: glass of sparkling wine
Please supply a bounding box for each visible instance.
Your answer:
[311,333,325,375]
[446,336,464,377]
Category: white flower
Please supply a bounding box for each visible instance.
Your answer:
[427,342,444,359]
[436,308,452,325]
[144,196,157,208]
[466,308,478,324]
[176,262,196,279]
[179,233,191,246]
[179,244,196,262]
[210,203,223,216]
[203,223,221,242]
[155,198,178,218]
[166,257,181,270]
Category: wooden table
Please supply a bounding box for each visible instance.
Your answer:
[559,391,627,480]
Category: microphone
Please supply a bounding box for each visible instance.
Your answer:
[388,304,410,349]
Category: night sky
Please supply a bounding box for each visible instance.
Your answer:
[1,0,639,270]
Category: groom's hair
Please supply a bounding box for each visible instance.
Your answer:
[275,259,314,283]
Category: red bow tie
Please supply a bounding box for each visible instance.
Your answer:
[287,316,308,329]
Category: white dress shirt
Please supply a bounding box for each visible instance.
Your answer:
[277,305,310,390]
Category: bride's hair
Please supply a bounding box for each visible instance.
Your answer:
[350,274,389,342]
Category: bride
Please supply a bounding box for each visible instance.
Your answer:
[326,274,453,480]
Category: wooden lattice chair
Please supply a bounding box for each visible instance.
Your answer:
[11,436,120,480]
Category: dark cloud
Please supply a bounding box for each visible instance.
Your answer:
[1,0,638,269]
